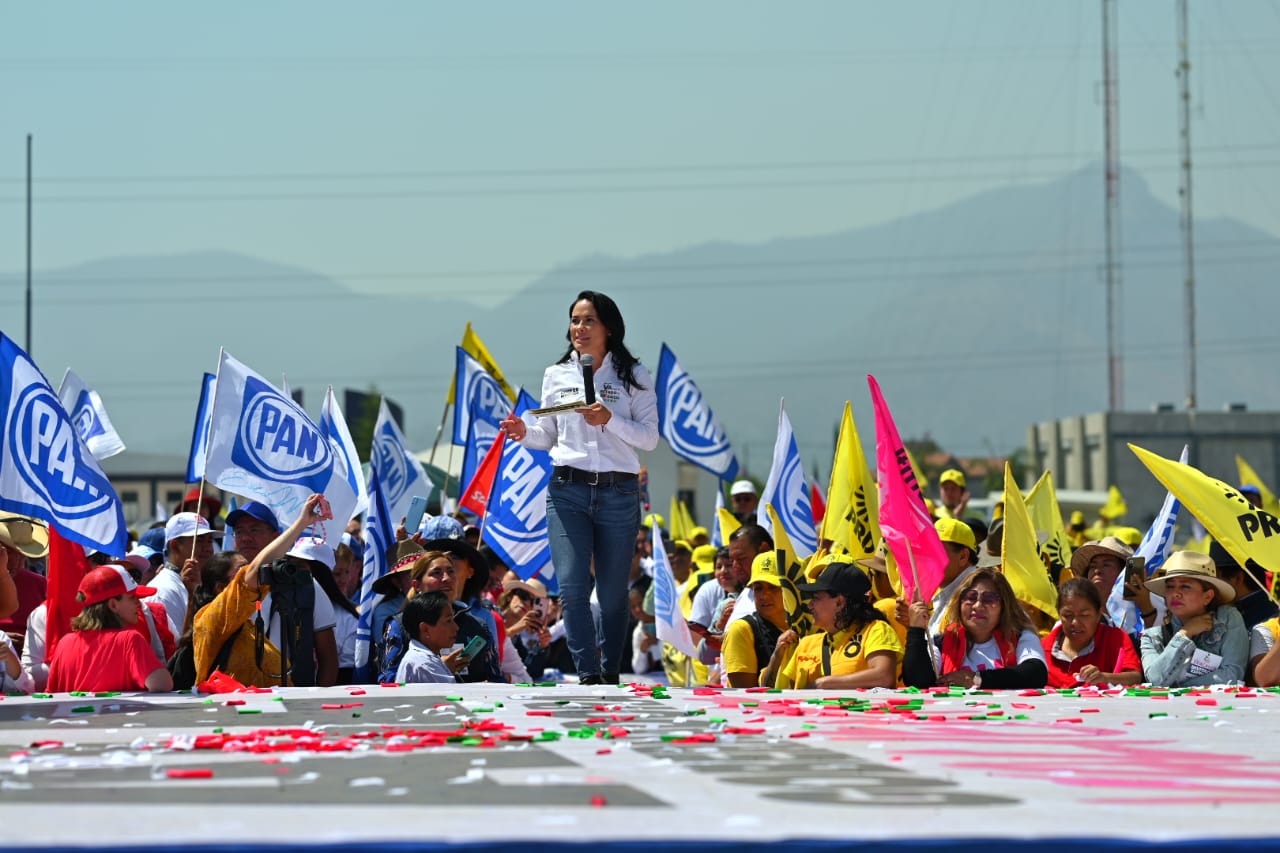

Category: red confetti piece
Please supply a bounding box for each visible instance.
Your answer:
[596,748,612,755]
[320,703,364,710]
[224,699,246,706]
[30,740,63,750]
[1195,699,1218,706]
[347,688,367,695]
[379,682,401,688]
[788,731,810,738]
[167,768,214,779]
[590,794,608,807]
[526,710,554,717]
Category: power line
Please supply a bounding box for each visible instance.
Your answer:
[5,158,1280,206]
[2,142,1277,186]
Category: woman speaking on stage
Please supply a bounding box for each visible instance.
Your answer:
[500,291,658,685]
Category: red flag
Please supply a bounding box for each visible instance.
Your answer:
[867,375,948,604]
[810,483,826,523]
[46,524,93,658]
[459,432,508,517]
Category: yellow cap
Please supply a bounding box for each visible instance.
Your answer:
[642,513,666,530]
[940,469,967,488]
[748,552,783,588]
[934,517,976,551]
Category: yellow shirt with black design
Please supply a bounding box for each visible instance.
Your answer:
[777,619,902,690]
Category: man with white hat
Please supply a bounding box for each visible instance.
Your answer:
[0,514,47,644]
[146,512,222,638]
[730,479,759,523]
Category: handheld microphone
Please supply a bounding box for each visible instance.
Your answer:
[581,354,596,405]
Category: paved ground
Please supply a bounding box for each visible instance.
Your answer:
[2,682,1279,851]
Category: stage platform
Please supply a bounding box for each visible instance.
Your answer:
[1,681,1278,852]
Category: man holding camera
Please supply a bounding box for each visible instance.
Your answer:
[226,501,339,686]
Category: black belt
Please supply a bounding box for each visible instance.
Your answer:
[553,466,637,486]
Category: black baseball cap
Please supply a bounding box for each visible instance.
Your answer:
[797,562,871,600]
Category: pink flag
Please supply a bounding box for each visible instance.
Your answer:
[868,375,948,603]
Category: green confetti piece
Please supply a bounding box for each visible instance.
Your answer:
[236,708,263,715]
[212,728,224,733]
[708,717,726,724]
[70,692,89,697]
[533,731,562,742]
[460,737,483,746]
[1149,712,1167,718]
[472,707,494,713]
[802,723,818,730]
[685,709,706,716]
[536,682,558,687]
[494,702,504,708]
[352,712,362,718]
[555,699,572,705]
[93,692,122,698]
[446,696,464,702]
[1013,715,1030,720]
[71,705,95,713]
[33,693,53,699]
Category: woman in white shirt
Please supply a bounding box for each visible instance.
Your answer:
[500,291,658,685]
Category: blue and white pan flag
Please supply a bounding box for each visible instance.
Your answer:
[203,350,356,546]
[452,347,509,447]
[370,398,432,525]
[656,343,739,480]
[57,369,126,461]
[354,465,394,683]
[711,487,726,549]
[320,385,369,521]
[653,525,698,658]
[757,399,818,558]
[0,334,128,556]
[482,389,553,580]
[184,372,216,483]
[1109,445,1188,632]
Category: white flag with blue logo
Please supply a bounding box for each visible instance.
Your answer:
[711,487,727,548]
[453,347,509,494]
[757,400,818,558]
[371,398,431,525]
[482,389,553,580]
[320,385,369,521]
[1109,445,1188,631]
[184,372,216,483]
[653,526,698,657]
[203,350,358,546]
[56,369,126,461]
[656,343,739,480]
[0,334,128,555]
[355,465,394,682]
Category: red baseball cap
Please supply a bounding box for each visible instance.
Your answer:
[78,565,157,608]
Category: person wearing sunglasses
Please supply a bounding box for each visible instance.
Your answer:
[902,568,1047,689]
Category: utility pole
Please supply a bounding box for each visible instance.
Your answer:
[1177,0,1197,411]
[26,134,33,356]
[1102,0,1123,412]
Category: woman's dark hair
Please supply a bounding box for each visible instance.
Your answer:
[460,555,490,602]
[557,290,646,392]
[829,563,888,634]
[402,590,452,640]
[306,558,358,618]
[477,545,507,573]
[1057,577,1103,612]
[195,551,245,614]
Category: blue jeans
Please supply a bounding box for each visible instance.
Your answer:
[545,473,640,677]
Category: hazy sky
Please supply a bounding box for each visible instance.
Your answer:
[5,1,1280,310]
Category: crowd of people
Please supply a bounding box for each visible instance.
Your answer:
[2,466,1278,696]
[2,290,1276,697]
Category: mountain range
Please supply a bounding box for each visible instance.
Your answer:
[3,162,1277,508]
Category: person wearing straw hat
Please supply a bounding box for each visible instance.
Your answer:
[0,514,48,645]
[1139,551,1248,687]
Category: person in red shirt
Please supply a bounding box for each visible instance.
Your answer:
[1042,577,1143,688]
[47,565,173,693]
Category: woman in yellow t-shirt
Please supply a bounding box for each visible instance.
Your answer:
[777,562,901,690]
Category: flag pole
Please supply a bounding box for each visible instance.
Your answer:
[427,398,451,466]
[193,350,227,526]
[904,541,922,601]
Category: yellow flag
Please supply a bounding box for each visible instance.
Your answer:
[906,445,928,491]
[669,495,688,541]
[1001,462,1059,619]
[717,506,741,545]
[1099,485,1128,520]
[765,504,815,637]
[1026,470,1074,582]
[1132,444,1280,583]
[446,322,517,405]
[819,402,881,559]
[1236,454,1280,517]
[678,499,697,542]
